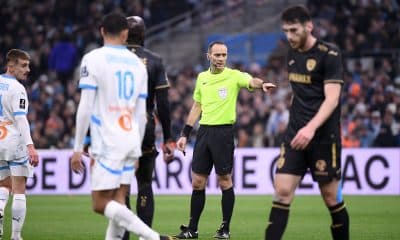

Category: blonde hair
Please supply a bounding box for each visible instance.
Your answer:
[6,49,30,65]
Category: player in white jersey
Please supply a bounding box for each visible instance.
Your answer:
[71,13,173,240]
[0,49,39,240]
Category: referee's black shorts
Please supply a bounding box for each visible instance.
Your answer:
[192,124,234,176]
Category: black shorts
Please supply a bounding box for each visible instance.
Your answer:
[192,125,234,176]
[276,141,342,183]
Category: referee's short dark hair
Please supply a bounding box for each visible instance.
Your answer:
[101,12,128,36]
[281,5,311,24]
[207,41,226,53]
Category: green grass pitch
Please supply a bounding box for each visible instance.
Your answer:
[1,195,399,239]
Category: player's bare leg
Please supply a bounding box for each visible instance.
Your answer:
[0,177,11,240]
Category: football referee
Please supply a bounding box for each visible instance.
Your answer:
[174,41,275,239]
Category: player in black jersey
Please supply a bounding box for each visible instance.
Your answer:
[122,16,175,240]
[265,6,349,240]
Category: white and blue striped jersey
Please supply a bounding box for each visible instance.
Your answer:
[78,45,148,159]
[0,74,29,160]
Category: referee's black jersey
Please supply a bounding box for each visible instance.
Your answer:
[128,45,169,114]
[284,40,344,144]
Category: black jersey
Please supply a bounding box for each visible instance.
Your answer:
[128,44,171,145]
[284,40,344,143]
[128,45,169,114]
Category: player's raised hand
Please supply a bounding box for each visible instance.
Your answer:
[162,139,176,164]
[27,144,39,167]
[71,152,85,174]
[262,82,276,93]
[176,137,187,156]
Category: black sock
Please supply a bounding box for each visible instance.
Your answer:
[188,189,205,231]
[122,192,131,240]
[329,201,349,240]
[265,201,290,240]
[125,193,131,210]
[136,183,154,227]
[221,187,235,231]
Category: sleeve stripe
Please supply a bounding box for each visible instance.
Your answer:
[79,84,97,90]
[324,79,344,84]
[13,111,27,116]
[155,84,170,89]
[139,93,148,99]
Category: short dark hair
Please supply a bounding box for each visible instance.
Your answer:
[281,5,311,24]
[207,41,226,53]
[6,49,30,65]
[101,12,128,36]
[126,16,145,46]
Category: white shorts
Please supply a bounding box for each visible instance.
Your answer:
[0,135,27,161]
[89,124,142,161]
[0,156,34,180]
[90,156,137,191]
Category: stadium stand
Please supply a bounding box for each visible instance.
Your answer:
[0,0,399,149]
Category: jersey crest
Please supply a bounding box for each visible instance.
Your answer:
[306,58,317,71]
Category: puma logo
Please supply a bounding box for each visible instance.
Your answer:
[331,223,343,229]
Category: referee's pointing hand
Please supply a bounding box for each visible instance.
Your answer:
[262,82,276,93]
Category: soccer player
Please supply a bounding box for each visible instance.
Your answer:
[264,5,349,240]
[174,41,276,239]
[71,12,172,240]
[0,49,39,240]
[122,15,175,240]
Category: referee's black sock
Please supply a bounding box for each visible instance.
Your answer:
[221,187,235,231]
[265,201,290,240]
[329,201,349,240]
[188,189,205,231]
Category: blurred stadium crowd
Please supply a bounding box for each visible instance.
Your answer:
[0,0,399,149]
